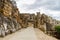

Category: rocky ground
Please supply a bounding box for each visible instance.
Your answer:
[0,27,58,40]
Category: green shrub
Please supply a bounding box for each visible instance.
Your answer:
[55,25,60,33]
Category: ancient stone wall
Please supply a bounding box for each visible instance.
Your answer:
[0,0,22,37]
[0,0,60,37]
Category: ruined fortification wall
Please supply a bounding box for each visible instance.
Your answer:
[0,0,22,37]
[0,0,60,37]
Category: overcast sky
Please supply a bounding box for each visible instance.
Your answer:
[15,0,60,20]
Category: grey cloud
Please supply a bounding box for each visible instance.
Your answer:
[22,0,60,11]
[15,0,60,11]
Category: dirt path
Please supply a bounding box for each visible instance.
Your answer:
[0,27,37,40]
[0,27,58,40]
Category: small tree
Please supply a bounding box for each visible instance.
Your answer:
[55,25,60,33]
[55,25,60,39]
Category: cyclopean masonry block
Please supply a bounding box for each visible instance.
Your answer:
[36,12,41,28]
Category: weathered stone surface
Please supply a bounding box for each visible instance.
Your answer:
[0,0,22,37]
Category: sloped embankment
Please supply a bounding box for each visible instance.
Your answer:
[34,28,58,40]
